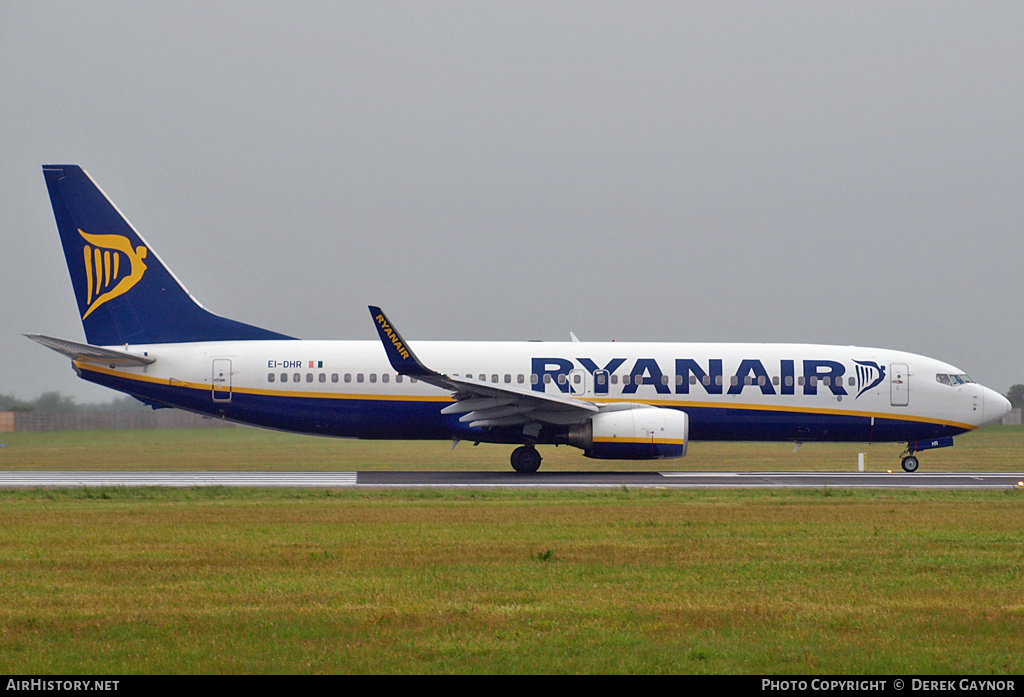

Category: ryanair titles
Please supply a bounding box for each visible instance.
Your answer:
[532,357,886,400]
[374,313,411,361]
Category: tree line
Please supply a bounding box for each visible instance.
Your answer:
[1008,384,1024,409]
[0,392,148,413]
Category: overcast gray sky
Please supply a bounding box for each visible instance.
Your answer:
[2,1,1023,403]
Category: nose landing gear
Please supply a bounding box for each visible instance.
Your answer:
[899,437,955,473]
[901,454,919,473]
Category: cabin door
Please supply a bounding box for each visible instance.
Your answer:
[890,363,909,407]
[212,359,232,402]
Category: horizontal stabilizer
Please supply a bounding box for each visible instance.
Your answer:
[25,334,156,366]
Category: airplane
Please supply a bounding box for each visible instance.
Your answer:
[29,164,1012,473]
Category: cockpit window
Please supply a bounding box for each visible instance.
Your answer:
[936,373,974,386]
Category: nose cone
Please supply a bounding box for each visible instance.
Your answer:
[984,387,1012,426]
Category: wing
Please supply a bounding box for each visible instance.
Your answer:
[368,306,597,429]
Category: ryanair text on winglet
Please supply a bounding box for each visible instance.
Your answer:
[375,314,411,360]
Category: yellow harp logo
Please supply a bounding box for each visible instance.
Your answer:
[79,229,148,319]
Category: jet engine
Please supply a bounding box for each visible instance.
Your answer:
[567,407,688,460]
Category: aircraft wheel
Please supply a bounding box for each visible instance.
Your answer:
[901,455,919,473]
[511,446,542,474]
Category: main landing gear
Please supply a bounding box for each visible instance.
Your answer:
[510,445,542,474]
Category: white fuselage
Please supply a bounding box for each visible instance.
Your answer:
[73,339,1008,446]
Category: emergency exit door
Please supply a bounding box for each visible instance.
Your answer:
[569,368,588,395]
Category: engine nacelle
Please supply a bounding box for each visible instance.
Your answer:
[567,407,688,460]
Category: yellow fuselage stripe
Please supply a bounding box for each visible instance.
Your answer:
[76,363,976,431]
[593,437,688,444]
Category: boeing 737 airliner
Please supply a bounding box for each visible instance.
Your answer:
[29,165,1011,473]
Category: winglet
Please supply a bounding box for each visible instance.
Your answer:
[368,306,435,377]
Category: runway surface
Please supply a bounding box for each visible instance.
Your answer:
[2,470,1023,489]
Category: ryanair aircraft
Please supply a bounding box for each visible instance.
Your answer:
[30,165,1011,473]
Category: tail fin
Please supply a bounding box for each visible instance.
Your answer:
[42,165,293,345]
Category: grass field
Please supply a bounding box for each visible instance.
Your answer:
[0,426,1022,674]
[1,487,1022,674]
[1,423,1022,472]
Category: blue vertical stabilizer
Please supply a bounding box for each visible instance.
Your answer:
[42,165,294,345]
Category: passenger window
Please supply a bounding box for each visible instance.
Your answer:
[505,374,512,384]
[344,373,352,383]
[332,374,339,383]
[306,373,313,383]
[661,375,669,386]
[557,374,567,385]
[268,373,275,383]
[369,373,377,383]
[319,373,326,383]
[702,375,710,386]
[531,374,539,385]
[611,375,619,385]
[382,374,389,383]
[715,375,723,386]
[280,373,288,383]
[396,375,403,383]
[293,373,300,383]
[772,376,779,386]
[517,374,525,384]
[492,374,499,383]
[356,374,364,383]
[785,376,794,387]
[731,376,739,386]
